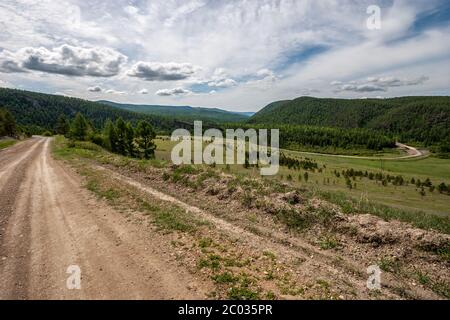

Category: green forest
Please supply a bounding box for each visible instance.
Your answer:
[223,123,395,152]
[249,96,450,148]
[98,100,250,123]
[0,108,17,137]
[0,88,182,135]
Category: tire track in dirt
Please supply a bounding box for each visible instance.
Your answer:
[0,138,46,299]
[0,138,208,299]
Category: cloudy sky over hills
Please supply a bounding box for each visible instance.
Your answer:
[0,0,449,111]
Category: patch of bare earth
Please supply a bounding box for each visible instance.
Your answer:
[0,138,209,299]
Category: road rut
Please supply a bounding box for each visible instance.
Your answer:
[0,137,206,299]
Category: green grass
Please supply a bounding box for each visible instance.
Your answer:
[156,137,450,217]
[227,274,261,300]
[0,139,17,149]
[86,179,120,201]
[199,237,213,248]
[139,199,207,233]
[416,270,431,285]
[53,136,450,235]
[415,270,450,299]
[212,272,238,284]
[275,206,337,232]
[319,235,340,250]
[379,256,402,274]
[284,148,450,180]
[198,254,222,271]
[262,251,277,261]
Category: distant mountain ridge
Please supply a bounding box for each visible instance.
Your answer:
[98,100,252,123]
[0,88,182,134]
[248,96,450,146]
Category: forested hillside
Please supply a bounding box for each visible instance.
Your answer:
[0,88,181,134]
[98,100,250,123]
[224,123,395,152]
[249,96,450,146]
[0,108,17,137]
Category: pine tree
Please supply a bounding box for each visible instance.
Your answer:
[55,114,70,135]
[0,108,16,137]
[438,183,447,194]
[135,120,156,159]
[69,112,88,141]
[124,121,135,157]
[115,117,127,155]
[0,109,6,136]
[103,119,118,152]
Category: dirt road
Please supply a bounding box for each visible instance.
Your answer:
[283,142,427,160]
[0,137,206,299]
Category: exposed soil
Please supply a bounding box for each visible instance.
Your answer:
[0,137,209,299]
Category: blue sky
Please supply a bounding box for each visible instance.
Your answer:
[0,0,449,111]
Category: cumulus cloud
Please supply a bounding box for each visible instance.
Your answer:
[105,89,126,95]
[139,89,149,94]
[340,83,386,93]
[87,85,102,92]
[366,76,429,87]
[127,62,198,81]
[0,45,127,77]
[332,76,430,93]
[155,87,192,96]
[245,68,278,88]
[206,68,237,88]
[256,69,275,78]
[208,78,237,88]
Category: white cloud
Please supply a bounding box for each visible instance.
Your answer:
[205,68,237,88]
[0,45,127,77]
[332,75,430,93]
[105,89,126,95]
[139,89,149,94]
[367,76,429,87]
[341,83,386,93]
[256,69,275,78]
[208,78,237,88]
[0,79,13,88]
[127,61,199,81]
[87,85,102,92]
[245,68,279,88]
[156,87,192,96]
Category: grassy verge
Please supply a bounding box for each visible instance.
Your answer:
[0,139,17,149]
